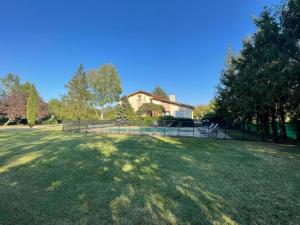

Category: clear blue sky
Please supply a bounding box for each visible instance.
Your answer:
[0,0,279,105]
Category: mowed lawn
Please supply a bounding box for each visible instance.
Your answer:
[0,127,299,225]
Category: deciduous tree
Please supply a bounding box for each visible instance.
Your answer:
[88,64,122,120]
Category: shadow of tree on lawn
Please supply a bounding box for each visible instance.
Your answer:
[0,130,299,225]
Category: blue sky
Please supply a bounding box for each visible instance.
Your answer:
[0,0,279,105]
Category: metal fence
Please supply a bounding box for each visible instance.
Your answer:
[62,121,232,139]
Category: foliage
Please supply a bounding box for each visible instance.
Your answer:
[88,64,122,119]
[193,100,216,119]
[48,98,65,121]
[114,97,136,126]
[202,112,218,123]
[215,1,300,142]
[0,91,27,125]
[48,64,122,122]
[26,84,39,127]
[157,115,194,127]
[41,116,59,125]
[65,64,91,120]
[102,106,117,120]
[152,86,168,99]
[0,74,49,126]
[0,73,21,98]
[137,103,165,117]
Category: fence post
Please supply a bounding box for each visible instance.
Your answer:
[208,126,210,138]
[62,123,65,132]
[164,127,166,136]
[85,121,88,133]
[100,126,102,135]
[178,127,180,137]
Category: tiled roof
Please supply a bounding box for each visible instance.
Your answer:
[127,90,194,109]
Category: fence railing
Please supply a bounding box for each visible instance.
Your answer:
[62,121,232,139]
[62,120,298,143]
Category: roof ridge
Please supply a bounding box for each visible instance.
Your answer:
[127,90,194,109]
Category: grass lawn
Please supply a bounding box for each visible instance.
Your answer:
[0,127,299,225]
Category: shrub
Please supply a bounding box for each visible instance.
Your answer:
[137,103,165,117]
[158,116,194,127]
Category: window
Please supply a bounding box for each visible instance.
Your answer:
[138,95,141,101]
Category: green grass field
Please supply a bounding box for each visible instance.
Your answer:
[0,127,299,225]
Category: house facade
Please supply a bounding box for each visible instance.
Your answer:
[127,90,194,119]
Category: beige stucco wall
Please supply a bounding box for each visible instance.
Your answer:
[128,93,152,111]
[128,93,193,119]
[169,104,193,118]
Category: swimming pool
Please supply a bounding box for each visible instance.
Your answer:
[85,125,231,139]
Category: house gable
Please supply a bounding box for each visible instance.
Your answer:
[127,90,194,118]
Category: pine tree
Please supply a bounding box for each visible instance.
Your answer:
[114,97,135,126]
[26,84,39,127]
[65,64,90,120]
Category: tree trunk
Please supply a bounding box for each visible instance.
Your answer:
[246,117,252,133]
[296,117,300,141]
[100,110,104,120]
[279,109,287,143]
[260,114,269,141]
[95,108,101,120]
[271,112,278,143]
[4,118,13,126]
[242,118,245,140]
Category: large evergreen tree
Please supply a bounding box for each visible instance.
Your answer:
[215,1,300,142]
[65,64,91,120]
[114,97,135,125]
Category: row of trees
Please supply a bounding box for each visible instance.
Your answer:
[48,64,122,121]
[0,62,170,126]
[0,74,48,126]
[215,0,300,142]
[48,63,170,124]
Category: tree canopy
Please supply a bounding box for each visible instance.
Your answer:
[88,64,122,119]
[137,103,165,117]
[0,74,48,126]
[215,1,300,142]
[193,100,216,119]
[152,86,168,100]
[114,96,136,125]
[48,64,123,122]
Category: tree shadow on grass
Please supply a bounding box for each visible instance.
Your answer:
[0,130,299,225]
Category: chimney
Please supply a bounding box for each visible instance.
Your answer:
[169,95,176,102]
